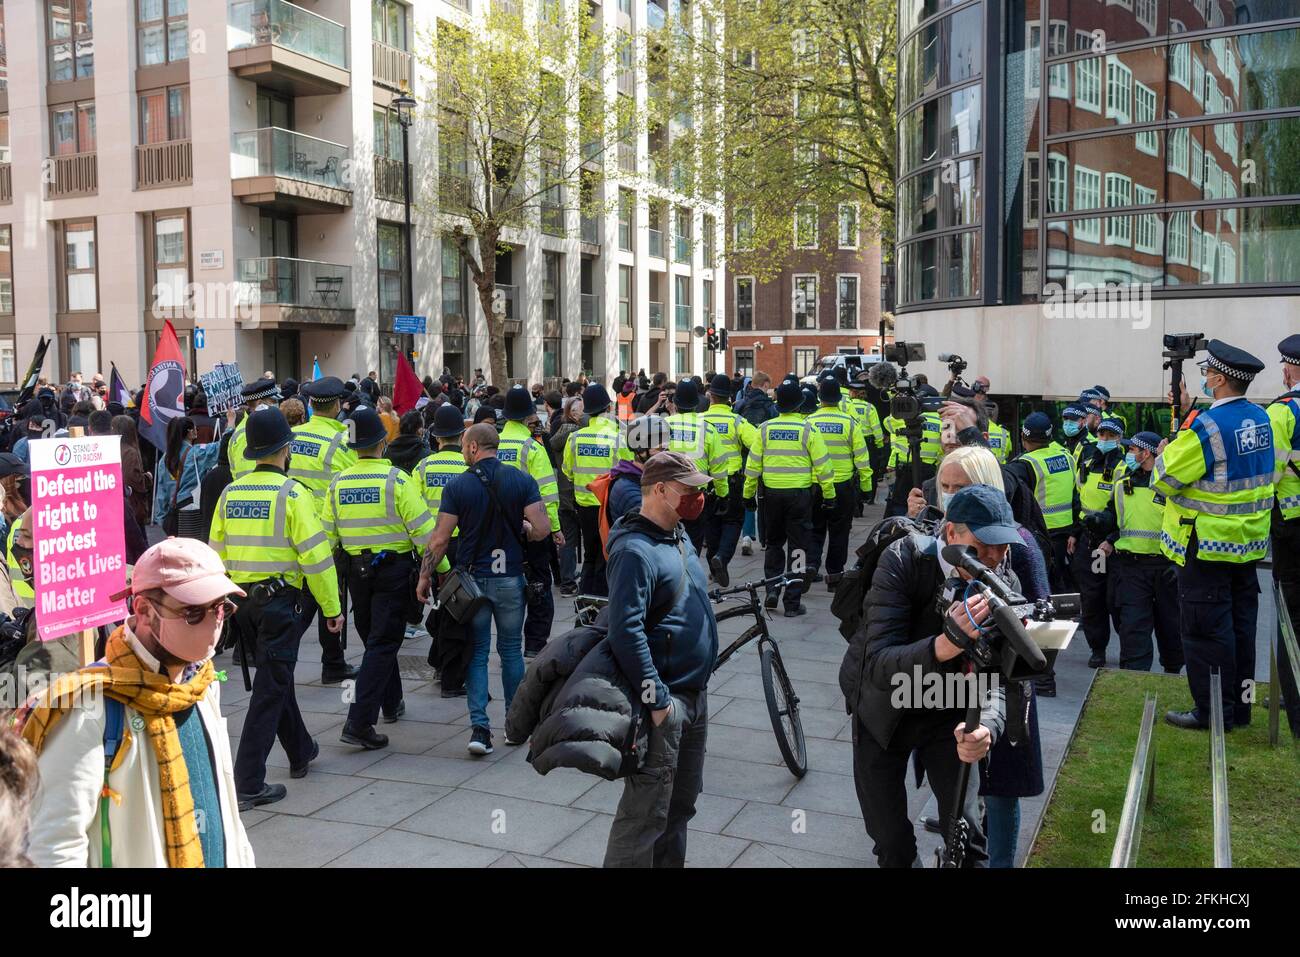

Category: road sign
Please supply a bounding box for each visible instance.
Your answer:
[194,327,205,349]
[394,315,427,334]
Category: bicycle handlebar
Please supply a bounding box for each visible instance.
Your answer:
[709,574,790,602]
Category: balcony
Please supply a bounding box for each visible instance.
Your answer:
[541,202,565,236]
[440,173,471,214]
[228,0,350,96]
[231,128,352,212]
[236,257,355,328]
[374,155,409,204]
[46,152,98,199]
[647,2,666,31]
[648,228,664,258]
[580,214,600,246]
[618,141,636,174]
[136,140,193,190]
[648,300,665,328]
[648,155,668,187]
[0,164,10,204]
[494,284,518,330]
[675,303,691,330]
[581,293,600,329]
[372,41,413,92]
[674,234,690,263]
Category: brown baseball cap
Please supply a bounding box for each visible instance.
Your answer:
[641,450,711,488]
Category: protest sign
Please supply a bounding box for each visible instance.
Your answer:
[201,362,245,416]
[29,435,128,643]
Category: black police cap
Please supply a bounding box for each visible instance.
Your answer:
[674,379,699,410]
[775,381,803,413]
[503,385,534,420]
[241,378,280,403]
[243,408,293,460]
[431,404,467,438]
[1278,333,1300,367]
[707,376,732,399]
[300,376,345,403]
[818,378,841,404]
[582,383,611,414]
[347,407,389,449]
[1202,339,1265,381]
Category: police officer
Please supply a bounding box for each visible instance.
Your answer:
[322,407,437,750]
[208,408,342,810]
[498,385,563,657]
[808,377,872,590]
[1006,411,1077,593]
[743,380,836,616]
[701,375,758,587]
[1267,334,1300,734]
[1,456,32,606]
[228,379,280,479]
[1073,392,1105,461]
[1103,432,1183,673]
[415,404,470,696]
[290,376,360,685]
[562,383,627,596]
[1071,415,1128,667]
[664,379,730,553]
[1156,341,1275,731]
[845,372,886,506]
[985,402,1013,465]
[1060,404,1090,457]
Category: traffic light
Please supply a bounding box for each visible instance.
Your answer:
[717,328,728,353]
[706,325,718,351]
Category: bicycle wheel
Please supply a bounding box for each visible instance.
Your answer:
[759,639,807,778]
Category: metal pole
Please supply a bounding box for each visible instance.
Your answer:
[402,120,414,364]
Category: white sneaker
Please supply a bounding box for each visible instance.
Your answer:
[740,536,753,556]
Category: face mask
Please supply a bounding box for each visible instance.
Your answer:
[1124,452,1138,471]
[1062,421,1081,437]
[1096,439,1118,454]
[672,488,706,521]
[939,491,954,511]
[1202,377,1215,397]
[147,601,225,664]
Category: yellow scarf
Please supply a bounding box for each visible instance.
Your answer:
[21,626,216,868]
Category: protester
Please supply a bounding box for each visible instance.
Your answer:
[113,415,154,538]
[550,395,585,596]
[154,415,220,532]
[281,397,307,427]
[0,729,38,868]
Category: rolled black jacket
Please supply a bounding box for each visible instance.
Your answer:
[839,532,1006,750]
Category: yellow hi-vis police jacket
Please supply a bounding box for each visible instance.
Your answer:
[701,403,759,477]
[808,405,873,489]
[498,420,561,532]
[665,412,730,497]
[289,416,357,513]
[415,446,466,537]
[743,413,837,500]
[321,458,438,556]
[1268,388,1300,521]
[563,415,631,508]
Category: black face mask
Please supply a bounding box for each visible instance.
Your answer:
[11,543,33,583]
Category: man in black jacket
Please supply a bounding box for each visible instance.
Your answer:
[840,485,1013,867]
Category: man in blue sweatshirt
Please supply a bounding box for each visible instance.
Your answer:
[603,451,720,867]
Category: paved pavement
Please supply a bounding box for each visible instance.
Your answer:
[215,507,1278,867]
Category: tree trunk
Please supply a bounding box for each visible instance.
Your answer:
[472,226,509,387]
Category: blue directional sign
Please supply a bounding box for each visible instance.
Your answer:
[394,315,427,334]
[194,327,206,349]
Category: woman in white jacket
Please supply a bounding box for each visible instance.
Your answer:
[22,539,255,868]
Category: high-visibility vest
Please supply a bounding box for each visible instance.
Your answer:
[742,413,836,498]
[563,416,627,507]
[1077,446,1127,515]
[701,403,759,477]
[665,412,729,496]
[289,416,356,514]
[7,518,32,600]
[987,422,1013,464]
[228,419,252,478]
[1152,397,1276,564]
[321,459,437,556]
[808,406,872,487]
[616,393,636,423]
[885,412,943,466]
[845,397,884,449]
[1267,389,1300,521]
[497,419,560,531]
[1113,471,1166,555]
[415,446,466,537]
[207,467,341,616]
[1018,442,1077,531]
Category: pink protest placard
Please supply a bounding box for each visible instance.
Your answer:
[28,435,128,642]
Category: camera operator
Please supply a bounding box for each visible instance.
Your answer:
[840,485,1015,867]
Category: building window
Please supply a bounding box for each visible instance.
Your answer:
[48,0,95,82]
[0,225,12,317]
[1167,210,1189,265]
[618,265,632,327]
[734,208,754,250]
[795,205,817,248]
[1168,121,1189,178]
[1046,152,1068,219]
[372,0,408,50]
[68,335,99,377]
[1190,137,1203,187]
[837,275,859,330]
[1134,185,1158,254]
[1104,173,1132,247]
[138,0,187,66]
[1024,154,1040,227]
[440,235,463,323]
[1192,54,1205,107]
[1075,56,1101,113]
[543,338,559,378]
[794,348,817,377]
[1171,42,1191,90]
[1025,23,1041,98]
[673,206,691,263]
[734,348,754,377]
[703,279,713,324]
[62,219,97,311]
[542,250,561,325]
[51,101,96,155]
[1134,83,1157,155]
[674,274,690,330]
[139,86,189,144]
[674,345,688,376]
[1047,21,1069,98]
[735,276,754,330]
[618,189,633,251]
[1105,57,1132,124]
[703,215,715,268]
[373,107,404,161]
[149,211,188,309]
[838,204,859,249]
[0,115,8,164]
[1073,166,1100,243]
[793,274,817,329]
[378,223,407,311]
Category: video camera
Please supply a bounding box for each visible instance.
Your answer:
[938,352,968,386]
[1161,332,1207,437]
[869,341,943,425]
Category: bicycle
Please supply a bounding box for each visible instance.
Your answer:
[570,574,808,778]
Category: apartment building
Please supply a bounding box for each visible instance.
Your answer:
[0,0,723,390]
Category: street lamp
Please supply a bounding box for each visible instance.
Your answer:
[393,91,417,364]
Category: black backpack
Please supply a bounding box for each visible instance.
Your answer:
[830,515,930,641]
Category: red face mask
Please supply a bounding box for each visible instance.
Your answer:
[672,487,706,521]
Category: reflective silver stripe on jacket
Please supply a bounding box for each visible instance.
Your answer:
[1168,494,1272,515]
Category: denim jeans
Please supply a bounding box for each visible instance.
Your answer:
[742,507,757,541]
[983,795,1020,868]
[467,574,527,730]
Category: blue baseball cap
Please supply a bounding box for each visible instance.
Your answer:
[946,485,1021,546]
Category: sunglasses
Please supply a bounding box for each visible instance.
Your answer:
[151,596,237,626]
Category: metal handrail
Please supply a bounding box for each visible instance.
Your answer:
[1109,692,1158,868]
[1208,671,1231,868]
[1273,579,1300,745]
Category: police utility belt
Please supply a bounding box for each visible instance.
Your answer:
[248,576,302,606]
[343,547,414,581]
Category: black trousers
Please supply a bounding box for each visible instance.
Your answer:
[704,475,745,567]
[233,587,313,793]
[522,536,554,656]
[576,503,607,596]
[759,486,812,610]
[1047,530,1075,593]
[299,560,348,669]
[851,714,989,868]
[346,554,414,729]
[1070,535,1114,655]
[1178,541,1259,730]
[558,505,582,588]
[1109,552,1184,673]
[809,479,855,576]
[682,512,707,554]
[1273,517,1300,736]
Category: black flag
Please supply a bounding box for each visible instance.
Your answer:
[16,336,50,406]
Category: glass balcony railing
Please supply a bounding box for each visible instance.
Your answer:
[231,127,350,188]
[237,257,353,309]
[646,2,666,30]
[581,294,600,326]
[494,283,516,320]
[648,228,664,257]
[228,0,349,70]
[648,300,665,328]
[675,303,691,330]
[674,235,690,262]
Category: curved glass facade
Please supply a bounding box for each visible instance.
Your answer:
[895,0,1300,310]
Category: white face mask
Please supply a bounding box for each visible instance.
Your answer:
[939,491,955,511]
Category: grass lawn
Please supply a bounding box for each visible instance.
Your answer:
[1027,668,1299,867]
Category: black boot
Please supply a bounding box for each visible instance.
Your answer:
[340,723,389,749]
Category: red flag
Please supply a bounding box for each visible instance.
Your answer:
[139,320,188,452]
[392,351,423,415]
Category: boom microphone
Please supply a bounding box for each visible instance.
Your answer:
[867,361,898,391]
[941,544,1017,603]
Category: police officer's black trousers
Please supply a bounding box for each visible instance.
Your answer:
[576,503,607,596]
[233,588,314,794]
[1178,541,1259,730]
[347,554,413,729]
[1108,552,1183,673]
[1047,531,1075,593]
[760,487,812,610]
[299,560,347,672]
[522,536,554,657]
[704,475,744,567]
[1273,516,1300,735]
[809,480,855,576]
[1070,535,1114,656]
